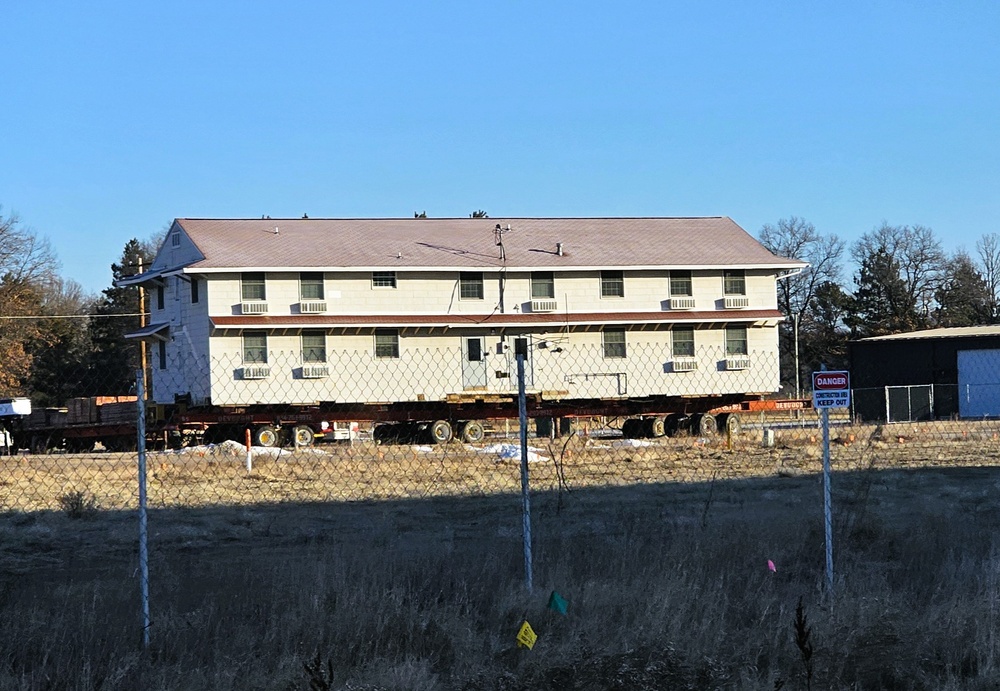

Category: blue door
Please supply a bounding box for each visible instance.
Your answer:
[958,349,1000,418]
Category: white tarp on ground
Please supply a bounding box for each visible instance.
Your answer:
[156,440,328,461]
[477,443,549,463]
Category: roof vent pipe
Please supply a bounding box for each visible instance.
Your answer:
[556,242,564,256]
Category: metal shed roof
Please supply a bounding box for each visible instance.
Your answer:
[859,326,1000,341]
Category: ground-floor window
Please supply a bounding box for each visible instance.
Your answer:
[243,331,268,363]
[375,329,400,358]
[603,328,627,358]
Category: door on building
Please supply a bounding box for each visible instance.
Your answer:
[958,349,1000,418]
[462,336,489,389]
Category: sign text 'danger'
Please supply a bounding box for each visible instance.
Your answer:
[813,372,849,390]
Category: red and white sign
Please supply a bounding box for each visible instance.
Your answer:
[812,370,850,409]
[814,373,849,390]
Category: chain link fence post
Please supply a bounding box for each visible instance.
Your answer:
[517,350,533,593]
[136,369,150,649]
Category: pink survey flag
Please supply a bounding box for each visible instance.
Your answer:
[767,560,776,573]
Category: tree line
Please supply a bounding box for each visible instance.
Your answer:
[0,207,156,402]
[760,216,1000,394]
[1,207,996,403]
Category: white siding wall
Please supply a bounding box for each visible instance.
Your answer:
[200,325,780,406]
[204,269,779,316]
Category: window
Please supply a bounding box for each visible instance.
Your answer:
[156,285,164,310]
[723,270,746,296]
[158,341,167,370]
[669,270,692,296]
[459,272,484,300]
[242,273,266,301]
[171,232,180,247]
[372,271,397,288]
[531,272,555,300]
[603,329,627,358]
[243,331,268,364]
[300,272,324,300]
[725,326,748,356]
[672,327,695,357]
[375,329,399,358]
[302,331,326,363]
[467,338,483,362]
[601,270,624,298]
[190,278,199,304]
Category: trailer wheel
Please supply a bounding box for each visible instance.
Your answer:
[254,425,279,447]
[719,413,742,436]
[649,416,666,438]
[664,414,685,437]
[621,418,640,438]
[695,413,717,437]
[428,420,453,444]
[292,425,315,447]
[459,420,486,444]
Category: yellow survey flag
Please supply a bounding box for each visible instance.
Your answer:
[516,620,537,650]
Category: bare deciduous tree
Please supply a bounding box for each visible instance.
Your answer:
[851,222,946,320]
[758,217,845,393]
[976,232,1000,322]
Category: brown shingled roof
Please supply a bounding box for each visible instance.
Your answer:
[175,217,804,271]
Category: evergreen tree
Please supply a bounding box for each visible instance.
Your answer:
[846,246,921,337]
[83,239,152,395]
[934,252,991,327]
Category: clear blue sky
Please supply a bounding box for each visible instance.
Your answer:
[3,1,998,295]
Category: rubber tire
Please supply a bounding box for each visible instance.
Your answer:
[664,414,684,437]
[720,413,741,436]
[697,413,717,437]
[622,418,641,439]
[649,416,666,438]
[429,420,453,444]
[292,425,315,447]
[254,425,279,447]
[460,420,486,444]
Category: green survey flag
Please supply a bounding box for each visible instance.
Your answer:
[548,590,568,615]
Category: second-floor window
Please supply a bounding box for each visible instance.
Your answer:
[723,270,746,296]
[375,329,400,358]
[372,271,397,288]
[300,273,324,301]
[672,326,695,357]
[669,270,692,296]
[156,285,164,310]
[725,326,748,356]
[460,272,484,300]
[242,273,266,301]
[603,328,627,358]
[302,331,326,363]
[601,270,624,298]
[243,331,268,363]
[190,277,200,304]
[531,272,555,300]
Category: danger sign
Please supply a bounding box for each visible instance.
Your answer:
[812,370,850,409]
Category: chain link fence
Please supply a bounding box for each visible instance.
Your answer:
[3,343,1000,512]
[6,341,1000,687]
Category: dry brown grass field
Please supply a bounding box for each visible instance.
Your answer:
[3,419,1000,689]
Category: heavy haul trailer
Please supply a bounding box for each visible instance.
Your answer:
[162,391,809,448]
[10,391,811,452]
[13,396,140,453]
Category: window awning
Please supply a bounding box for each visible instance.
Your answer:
[124,322,170,341]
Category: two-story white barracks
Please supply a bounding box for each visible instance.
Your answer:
[119,217,806,408]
